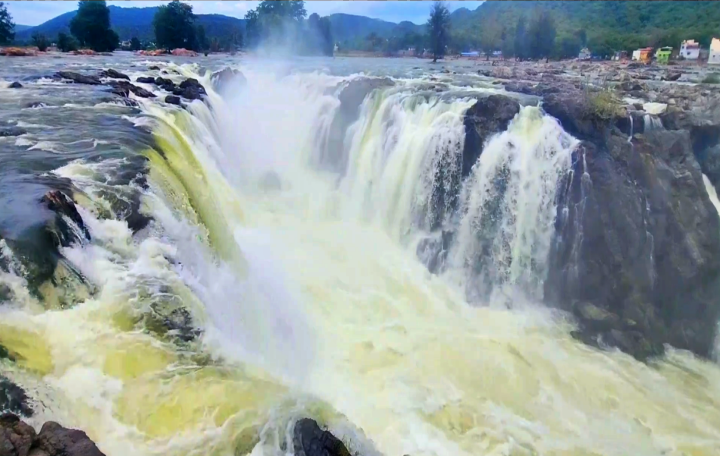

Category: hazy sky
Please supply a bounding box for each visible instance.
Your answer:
[7,1,484,27]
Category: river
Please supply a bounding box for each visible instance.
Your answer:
[1,52,720,456]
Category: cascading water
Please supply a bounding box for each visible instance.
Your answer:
[3,61,720,456]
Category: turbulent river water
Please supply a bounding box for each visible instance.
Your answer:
[1,53,720,456]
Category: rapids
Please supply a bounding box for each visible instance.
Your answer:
[1,58,720,456]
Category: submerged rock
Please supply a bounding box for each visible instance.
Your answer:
[293,419,350,456]
[164,95,181,106]
[54,72,101,86]
[8,82,22,89]
[99,69,129,80]
[0,127,27,137]
[0,378,33,417]
[135,76,155,84]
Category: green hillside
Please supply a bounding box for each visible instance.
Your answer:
[15,5,244,44]
[454,1,720,52]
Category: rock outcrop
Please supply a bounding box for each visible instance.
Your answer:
[0,414,105,456]
[40,191,90,248]
[293,419,350,456]
[107,81,156,99]
[541,87,720,360]
[54,72,101,86]
[173,78,206,100]
[211,68,246,95]
[8,82,22,89]
[99,69,129,80]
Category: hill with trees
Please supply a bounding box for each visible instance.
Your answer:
[14,5,244,45]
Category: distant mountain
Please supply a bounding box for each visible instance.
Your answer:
[13,24,33,33]
[327,13,424,47]
[15,5,244,43]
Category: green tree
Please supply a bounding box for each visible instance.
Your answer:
[244,0,306,51]
[365,32,383,52]
[130,36,142,51]
[514,16,527,60]
[57,32,78,52]
[195,24,208,51]
[481,23,500,60]
[153,0,196,51]
[427,1,450,62]
[69,0,118,52]
[0,2,14,45]
[527,9,556,60]
[555,35,581,60]
[31,32,49,51]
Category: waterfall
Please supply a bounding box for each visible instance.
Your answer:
[643,114,664,131]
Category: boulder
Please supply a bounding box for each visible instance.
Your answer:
[154,77,175,91]
[107,81,156,99]
[28,421,105,456]
[174,78,206,100]
[8,82,22,89]
[148,65,160,71]
[292,419,350,456]
[663,72,682,82]
[164,95,181,106]
[0,379,33,417]
[54,72,101,86]
[0,413,36,456]
[99,69,129,80]
[211,68,246,94]
[135,76,155,84]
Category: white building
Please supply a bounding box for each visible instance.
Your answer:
[710,38,720,64]
[680,39,700,60]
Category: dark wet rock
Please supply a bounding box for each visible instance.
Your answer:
[175,78,207,100]
[154,77,175,91]
[663,72,682,82]
[416,231,453,274]
[321,77,395,173]
[463,95,521,177]
[107,81,156,99]
[30,421,105,456]
[23,102,47,109]
[40,191,90,247]
[0,413,36,456]
[546,112,720,359]
[54,72,101,86]
[0,127,27,138]
[99,69,129,80]
[211,67,246,94]
[293,419,350,456]
[148,65,160,71]
[135,76,155,84]
[0,379,33,418]
[164,95,181,106]
[8,82,22,89]
[504,82,536,96]
[143,297,201,343]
